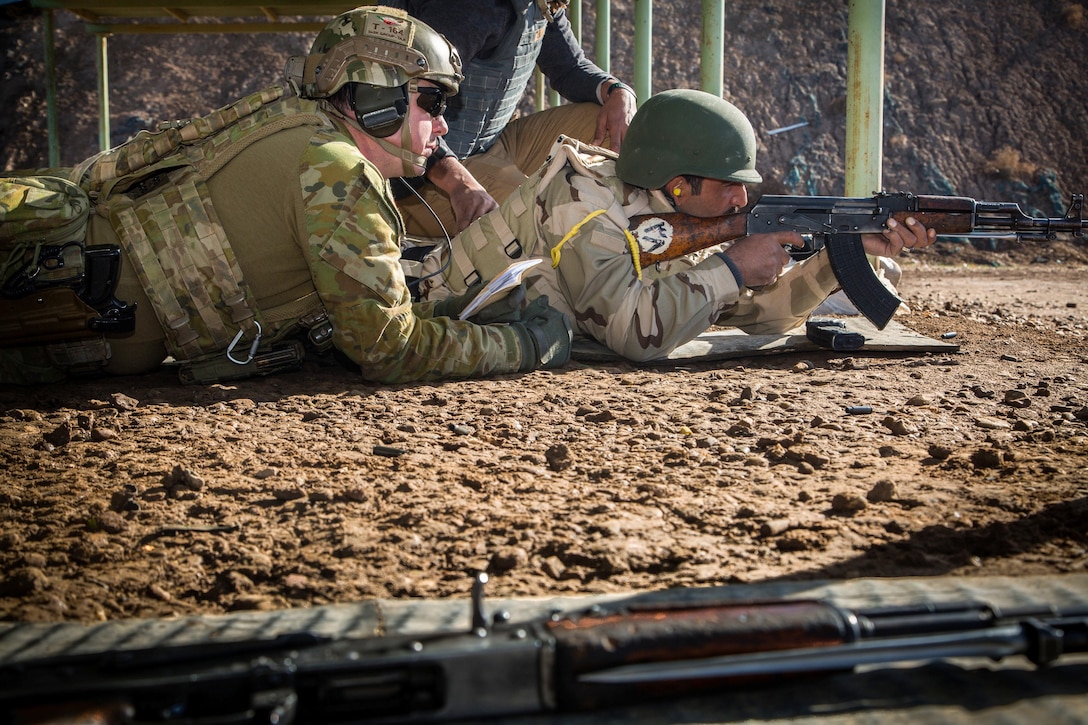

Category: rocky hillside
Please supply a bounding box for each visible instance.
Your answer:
[2,0,1086,223]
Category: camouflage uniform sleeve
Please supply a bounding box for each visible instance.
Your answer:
[713,250,841,334]
[298,132,524,383]
[543,178,743,362]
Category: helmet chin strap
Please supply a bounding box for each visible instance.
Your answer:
[373,122,426,177]
[327,102,427,177]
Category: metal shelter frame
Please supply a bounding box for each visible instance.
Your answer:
[26,0,885,194]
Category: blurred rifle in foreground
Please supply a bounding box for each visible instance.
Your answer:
[2,573,1087,724]
[628,191,1085,329]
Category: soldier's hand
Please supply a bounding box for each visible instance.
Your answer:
[449,185,499,233]
[593,85,637,151]
[721,232,799,288]
[511,298,572,371]
[431,279,488,319]
[425,155,499,232]
[862,216,936,258]
[469,284,549,325]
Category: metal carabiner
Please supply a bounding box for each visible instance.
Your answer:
[226,320,262,365]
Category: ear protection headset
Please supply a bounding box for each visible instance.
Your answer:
[349,83,410,138]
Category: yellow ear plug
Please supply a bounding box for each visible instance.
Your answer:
[672,187,682,197]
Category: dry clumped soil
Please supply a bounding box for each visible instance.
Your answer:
[1,1,1087,623]
[2,254,1086,624]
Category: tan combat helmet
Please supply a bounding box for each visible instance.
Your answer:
[288,5,462,100]
[616,89,762,189]
[285,6,462,172]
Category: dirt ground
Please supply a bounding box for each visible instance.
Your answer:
[1,2,1087,625]
[2,243,1086,624]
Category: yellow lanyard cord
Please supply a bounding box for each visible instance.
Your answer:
[550,209,644,281]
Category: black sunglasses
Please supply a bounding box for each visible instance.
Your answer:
[415,86,447,118]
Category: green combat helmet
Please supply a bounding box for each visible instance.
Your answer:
[616,89,762,189]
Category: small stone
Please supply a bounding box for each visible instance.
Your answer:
[111,392,139,410]
[831,493,867,514]
[1002,390,1031,408]
[490,546,529,573]
[542,555,566,580]
[273,486,306,501]
[545,443,572,472]
[970,448,1003,469]
[975,416,1012,430]
[1,567,50,596]
[163,464,205,491]
[881,416,917,436]
[43,421,72,447]
[90,427,118,442]
[95,511,127,533]
[343,487,369,503]
[867,480,897,503]
[927,444,953,460]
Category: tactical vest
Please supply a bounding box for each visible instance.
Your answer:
[383,0,547,158]
[3,86,336,383]
[419,136,624,300]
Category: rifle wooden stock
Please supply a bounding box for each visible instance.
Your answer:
[630,212,748,266]
[549,600,848,710]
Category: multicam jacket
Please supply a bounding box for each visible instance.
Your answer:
[286,117,525,382]
[419,139,842,362]
[2,88,525,384]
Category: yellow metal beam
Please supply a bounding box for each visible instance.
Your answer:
[82,21,329,33]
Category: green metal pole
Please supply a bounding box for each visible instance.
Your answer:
[536,71,546,112]
[548,0,582,107]
[95,33,111,151]
[633,0,652,103]
[845,0,885,196]
[595,0,611,74]
[42,10,59,167]
[700,0,724,96]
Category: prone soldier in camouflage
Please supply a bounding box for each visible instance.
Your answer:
[418,89,934,361]
[0,6,571,385]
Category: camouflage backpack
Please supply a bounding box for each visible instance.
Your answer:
[2,86,335,383]
[1,173,89,301]
[74,85,334,382]
[0,171,136,364]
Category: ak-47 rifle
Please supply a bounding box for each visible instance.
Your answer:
[2,573,1087,724]
[627,191,1086,329]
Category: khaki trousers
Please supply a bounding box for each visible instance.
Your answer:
[398,102,602,239]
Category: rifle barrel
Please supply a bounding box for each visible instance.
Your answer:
[579,623,1052,685]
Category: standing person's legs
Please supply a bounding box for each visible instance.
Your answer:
[500,102,603,176]
[396,103,602,239]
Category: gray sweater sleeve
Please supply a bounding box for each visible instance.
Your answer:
[536,8,613,103]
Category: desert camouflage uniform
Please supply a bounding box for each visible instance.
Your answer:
[419,140,841,362]
[1,91,525,384]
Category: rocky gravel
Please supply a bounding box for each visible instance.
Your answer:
[2,254,1086,624]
